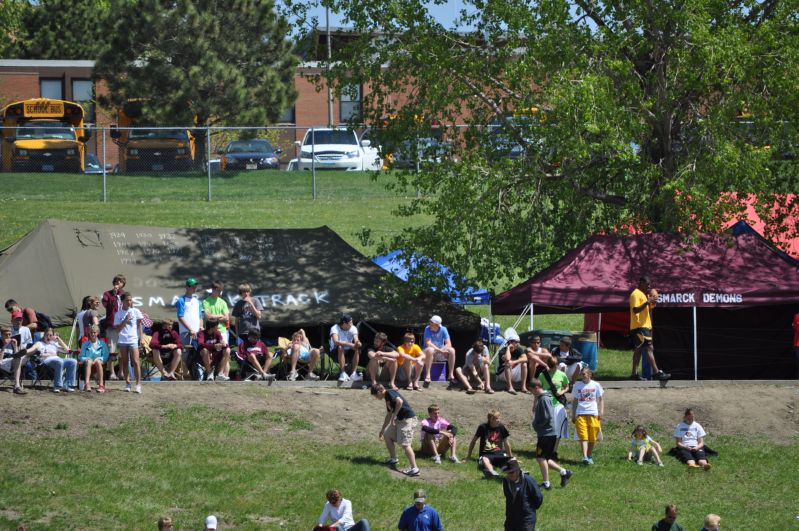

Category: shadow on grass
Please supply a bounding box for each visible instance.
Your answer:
[336,455,387,466]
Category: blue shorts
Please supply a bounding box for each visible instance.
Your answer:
[290,347,311,362]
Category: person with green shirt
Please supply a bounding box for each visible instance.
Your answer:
[203,280,231,343]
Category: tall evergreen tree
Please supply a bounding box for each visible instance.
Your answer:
[94,0,298,127]
[15,0,111,60]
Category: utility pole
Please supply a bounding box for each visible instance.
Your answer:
[326,7,334,127]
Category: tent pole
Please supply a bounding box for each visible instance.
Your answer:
[597,312,602,350]
[530,302,534,332]
[692,305,698,381]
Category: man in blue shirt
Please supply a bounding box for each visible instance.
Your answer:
[422,315,456,385]
[398,489,443,531]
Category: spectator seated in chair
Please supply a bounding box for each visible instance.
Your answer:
[367,332,399,389]
[197,320,231,381]
[20,327,77,393]
[286,328,320,381]
[1,326,28,394]
[236,328,274,381]
[149,319,183,380]
[79,325,109,393]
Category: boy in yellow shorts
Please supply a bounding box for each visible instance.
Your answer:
[570,367,604,465]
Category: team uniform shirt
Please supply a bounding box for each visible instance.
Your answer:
[573,379,604,416]
[318,499,356,530]
[397,343,423,366]
[197,329,226,351]
[630,288,652,330]
[114,307,144,345]
[150,329,183,352]
[329,323,358,351]
[231,298,263,337]
[101,289,124,329]
[202,296,230,334]
[631,435,654,451]
[474,422,510,456]
[237,339,269,362]
[176,294,202,335]
[423,325,450,349]
[384,389,414,420]
[540,369,570,407]
[673,421,706,449]
[420,416,452,443]
[79,339,110,362]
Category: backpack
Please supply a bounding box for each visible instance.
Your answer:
[35,311,54,332]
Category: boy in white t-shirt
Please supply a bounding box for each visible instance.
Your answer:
[570,367,604,465]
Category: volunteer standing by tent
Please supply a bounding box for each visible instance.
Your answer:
[629,276,670,381]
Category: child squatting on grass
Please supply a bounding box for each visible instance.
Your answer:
[627,425,665,466]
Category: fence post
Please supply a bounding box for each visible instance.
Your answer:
[206,126,212,202]
[102,128,107,203]
[311,127,317,200]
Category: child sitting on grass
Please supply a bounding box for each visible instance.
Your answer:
[627,425,664,466]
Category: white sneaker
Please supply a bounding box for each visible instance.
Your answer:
[338,372,350,382]
[433,455,441,464]
[449,455,461,464]
[217,374,230,381]
[124,383,131,392]
[134,384,142,394]
[307,372,320,381]
[350,372,363,382]
[109,374,119,381]
[206,373,214,381]
[263,373,275,382]
[288,370,298,381]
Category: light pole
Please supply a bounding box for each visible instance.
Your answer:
[326,6,334,127]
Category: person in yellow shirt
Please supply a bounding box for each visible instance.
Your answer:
[630,276,670,381]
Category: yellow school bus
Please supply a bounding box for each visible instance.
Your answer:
[0,98,91,172]
[110,100,196,172]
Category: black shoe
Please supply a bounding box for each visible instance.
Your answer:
[560,469,572,487]
[630,373,646,381]
[13,386,26,395]
[654,371,671,380]
[539,482,552,490]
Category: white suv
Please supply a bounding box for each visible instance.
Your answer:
[295,128,381,171]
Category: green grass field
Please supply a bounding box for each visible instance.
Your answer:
[2,170,795,530]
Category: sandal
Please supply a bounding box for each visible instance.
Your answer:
[97,385,105,394]
[85,385,93,393]
[465,388,476,395]
[485,388,495,394]
[412,384,420,391]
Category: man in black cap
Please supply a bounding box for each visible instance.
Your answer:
[397,488,443,531]
[502,459,543,531]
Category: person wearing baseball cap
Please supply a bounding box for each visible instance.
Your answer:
[204,515,217,530]
[502,459,543,530]
[398,488,442,531]
[176,277,202,364]
[422,315,457,385]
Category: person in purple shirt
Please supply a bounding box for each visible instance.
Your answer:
[422,315,456,384]
[398,489,443,531]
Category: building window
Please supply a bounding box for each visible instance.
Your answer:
[40,78,63,100]
[340,83,362,123]
[71,79,94,122]
[279,106,295,124]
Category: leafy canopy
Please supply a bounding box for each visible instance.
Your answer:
[94,0,298,127]
[308,0,799,290]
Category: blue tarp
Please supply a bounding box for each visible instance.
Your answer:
[372,250,492,305]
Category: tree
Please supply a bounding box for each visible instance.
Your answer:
[311,0,799,290]
[14,0,111,60]
[94,0,298,128]
[0,1,29,58]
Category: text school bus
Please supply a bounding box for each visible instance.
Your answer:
[0,98,91,172]
[110,100,196,172]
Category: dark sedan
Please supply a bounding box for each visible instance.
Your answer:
[220,139,282,171]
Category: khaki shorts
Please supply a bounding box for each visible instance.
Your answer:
[575,415,601,442]
[386,417,417,447]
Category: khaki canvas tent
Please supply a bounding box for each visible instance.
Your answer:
[0,220,480,351]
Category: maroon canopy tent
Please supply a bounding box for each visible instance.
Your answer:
[492,232,799,379]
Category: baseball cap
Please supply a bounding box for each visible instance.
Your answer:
[413,489,426,503]
[11,310,23,320]
[205,515,217,529]
[502,459,521,474]
[186,277,199,286]
[429,315,442,325]
[339,313,353,324]
[505,331,520,342]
